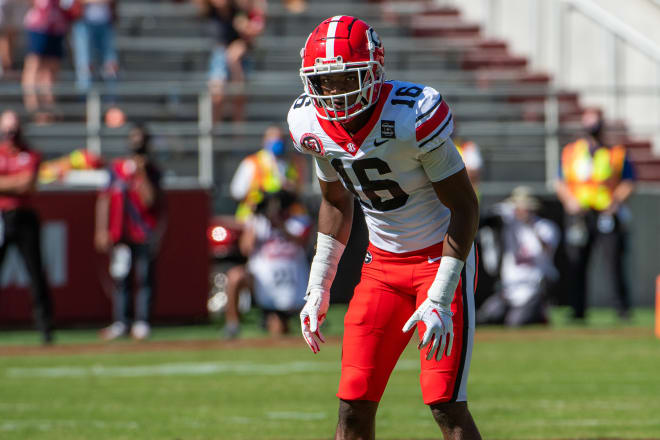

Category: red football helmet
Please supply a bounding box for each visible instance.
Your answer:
[300,16,385,121]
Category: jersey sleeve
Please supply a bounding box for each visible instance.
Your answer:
[314,157,339,182]
[414,86,454,154]
[419,137,465,182]
[287,95,310,156]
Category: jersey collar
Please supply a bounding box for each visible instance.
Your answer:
[316,83,393,156]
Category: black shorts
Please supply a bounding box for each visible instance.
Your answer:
[27,31,64,59]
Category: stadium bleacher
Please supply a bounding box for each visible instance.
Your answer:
[0,0,658,203]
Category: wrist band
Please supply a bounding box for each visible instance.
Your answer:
[427,256,464,307]
[306,232,345,297]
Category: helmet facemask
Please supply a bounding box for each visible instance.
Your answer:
[300,59,384,121]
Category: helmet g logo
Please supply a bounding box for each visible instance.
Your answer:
[368,28,381,49]
[300,133,325,155]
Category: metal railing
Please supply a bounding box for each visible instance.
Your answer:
[1,80,657,191]
[434,0,660,153]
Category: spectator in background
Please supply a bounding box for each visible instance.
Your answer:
[95,124,166,341]
[281,0,306,14]
[0,110,54,344]
[0,0,28,80]
[194,0,265,123]
[555,108,636,322]
[22,0,79,123]
[224,125,307,338]
[453,124,483,197]
[71,0,118,94]
[229,124,305,222]
[477,186,559,327]
[224,190,311,338]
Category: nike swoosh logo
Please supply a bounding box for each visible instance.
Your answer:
[428,256,442,263]
[374,139,390,147]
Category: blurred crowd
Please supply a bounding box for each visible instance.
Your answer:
[0,0,306,124]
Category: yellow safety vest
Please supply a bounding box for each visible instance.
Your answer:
[235,149,300,221]
[561,138,626,211]
[455,140,481,200]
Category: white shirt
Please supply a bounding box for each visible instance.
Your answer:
[246,214,310,311]
[496,204,560,307]
[287,80,465,253]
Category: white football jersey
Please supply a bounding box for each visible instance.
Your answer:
[287,80,465,253]
[246,215,309,311]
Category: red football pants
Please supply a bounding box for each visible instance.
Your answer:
[337,241,478,405]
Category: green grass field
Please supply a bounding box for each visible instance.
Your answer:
[1,307,659,440]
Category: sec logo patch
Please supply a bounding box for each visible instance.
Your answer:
[300,133,324,155]
[364,251,372,264]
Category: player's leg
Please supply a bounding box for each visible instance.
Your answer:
[336,250,417,439]
[264,311,289,335]
[336,399,378,440]
[430,401,481,440]
[207,45,229,123]
[475,290,507,325]
[132,244,156,340]
[224,264,251,337]
[14,210,54,343]
[565,213,595,320]
[417,245,481,439]
[598,217,631,319]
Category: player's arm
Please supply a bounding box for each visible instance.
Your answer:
[317,178,353,245]
[609,156,636,213]
[554,179,583,215]
[299,163,353,354]
[0,165,37,195]
[432,168,479,262]
[403,136,479,361]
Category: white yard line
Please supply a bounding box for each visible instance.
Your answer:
[0,419,139,432]
[6,359,422,379]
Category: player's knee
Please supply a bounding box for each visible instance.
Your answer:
[429,401,469,429]
[338,368,370,401]
[226,265,246,288]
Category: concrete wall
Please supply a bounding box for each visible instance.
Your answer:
[442,0,660,152]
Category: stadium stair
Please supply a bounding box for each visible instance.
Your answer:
[384,0,660,183]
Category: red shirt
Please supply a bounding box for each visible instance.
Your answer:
[0,142,41,211]
[24,0,71,36]
[105,158,162,244]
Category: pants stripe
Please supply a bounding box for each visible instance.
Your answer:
[450,245,476,402]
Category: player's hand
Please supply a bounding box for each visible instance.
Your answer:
[402,298,454,361]
[300,288,329,354]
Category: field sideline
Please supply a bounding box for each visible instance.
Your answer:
[1,307,659,440]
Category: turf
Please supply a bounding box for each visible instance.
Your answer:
[0,307,659,439]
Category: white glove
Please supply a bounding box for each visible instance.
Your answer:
[300,288,329,354]
[402,298,454,361]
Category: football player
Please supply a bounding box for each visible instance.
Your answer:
[287,16,482,440]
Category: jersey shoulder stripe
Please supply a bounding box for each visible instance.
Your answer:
[415,97,452,141]
[419,113,453,149]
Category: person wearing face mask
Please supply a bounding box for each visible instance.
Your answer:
[95,124,166,341]
[0,110,54,344]
[229,124,305,222]
[555,108,636,322]
[223,125,307,338]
